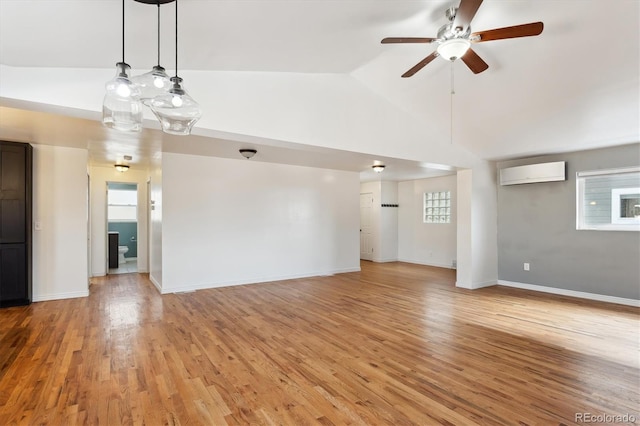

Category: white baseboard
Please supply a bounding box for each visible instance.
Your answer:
[162,267,361,295]
[149,274,162,293]
[498,280,640,307]
[33,290,89,302]
[456,280,496,290]
[372,257,399,263]
[397,258,456,270]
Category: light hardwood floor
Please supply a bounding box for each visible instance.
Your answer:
[1,262,638,425]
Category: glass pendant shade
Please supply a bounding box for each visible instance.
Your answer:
[132,65,172,105]
[103,62,143,132]
[149,76,202,135]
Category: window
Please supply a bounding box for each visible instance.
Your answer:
[424,191,451,224]
[108,189,137,221]
[576,167,640,231]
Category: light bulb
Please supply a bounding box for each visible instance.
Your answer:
[116,82,132,97]
[171,95,183,107]
[103,62,142,132]
[153,76,165,88]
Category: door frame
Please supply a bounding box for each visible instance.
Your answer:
[360,192,374,261]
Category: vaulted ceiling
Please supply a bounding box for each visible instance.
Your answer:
[0,0,638,178]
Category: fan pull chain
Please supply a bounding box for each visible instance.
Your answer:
[450,62,455,145]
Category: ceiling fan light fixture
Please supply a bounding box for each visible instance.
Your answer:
[437,38,471,61]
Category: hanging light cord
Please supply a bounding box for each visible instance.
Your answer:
[156,1,161,66]
[174,0,179,78]
[121,0,125,63]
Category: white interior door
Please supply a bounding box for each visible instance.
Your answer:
[360,193,373,260]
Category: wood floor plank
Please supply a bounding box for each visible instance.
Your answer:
[0,262,638,425]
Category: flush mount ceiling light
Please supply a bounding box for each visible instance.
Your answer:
[115,164,130,172]
[372,164,386,173]
[239,149,257,159]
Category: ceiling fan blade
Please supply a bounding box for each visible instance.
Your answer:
[401,51,439,78]
[461,48,489,74]
[382,37,436,44]
[471,22,544,42]
[452,0,483,32]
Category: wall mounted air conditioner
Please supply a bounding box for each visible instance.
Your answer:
[499,161,566,186]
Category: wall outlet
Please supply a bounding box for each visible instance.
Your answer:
[523,262,530,271]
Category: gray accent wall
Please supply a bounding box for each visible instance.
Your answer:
[497,143,640,300]
[107,222,137,258]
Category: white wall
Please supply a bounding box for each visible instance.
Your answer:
[32,144,88,301]
[149,160,162,291]
[161,152,360,293]
[89,165,149,276]
[398,175,457,269]
[456,163,498,289]
[380,181,398,262]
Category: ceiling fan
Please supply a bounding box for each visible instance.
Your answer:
[381,0,543,77]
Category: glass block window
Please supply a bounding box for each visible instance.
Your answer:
[424,191,451,224]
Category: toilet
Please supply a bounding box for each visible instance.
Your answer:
[118,245,129,265]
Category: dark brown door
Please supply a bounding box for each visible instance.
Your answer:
[0,142,31,307]
[0,144,26,244]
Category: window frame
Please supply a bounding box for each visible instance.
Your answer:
[423,190,451,224]
[576,166,640,232]
[107,188,138,222]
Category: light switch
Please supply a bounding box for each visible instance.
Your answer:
[34,221,42,231]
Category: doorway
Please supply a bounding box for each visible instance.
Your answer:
[106,182,138,274]
[360,192,373,260]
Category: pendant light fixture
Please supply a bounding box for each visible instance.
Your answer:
[149,0,202,135]
[103,0,143,132]
[132,0,171,104]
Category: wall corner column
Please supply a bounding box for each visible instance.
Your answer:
[456,161,498,289]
